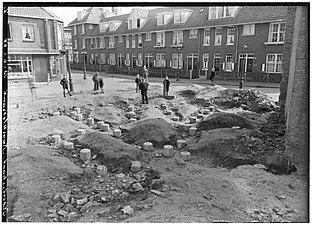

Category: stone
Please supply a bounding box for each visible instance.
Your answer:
[53,194,61,203]
[48,208,56,214]
[116,173,126,179]
[80,149,91,161]
[64,204,76,212]
[162,104,168,110]
[86,118,94,125]
[127,111,136,119]
[232,126,240,129]
[76,198,88,206]
[64,212,78,222]
[119,191,129,198]
[53,112,60,116]
[100,123,110,131]
[130,161,142,173]
[10,214,32,222]
[97,121,104,129]
[57,209,69,217]
[177,140,186,149]
[51,135,61,146]
[121,205,134,215]
[208,106,215,111]
[189,127,197,136]
[74,108,81,114]
[151,189,164,197]
[180,151,191,161]
[189,117,197,124]
[64,142,74,150]
[47,213,58,218]
[54,202,65,211]
[113,129,122,137]
[70,111,77,118]
[60,193,70,203]
[130,118,137,123]
[163,145,174,157]
[203,109,210,115]
[197,113,204,119]
[171,116,179,121]
[131,183,144,192]
[97,165,108,176]
[77,129,86,135]
[80,202,95,213]
[75,114,83,121]
[143,142,153,151]
[163,110,172,115]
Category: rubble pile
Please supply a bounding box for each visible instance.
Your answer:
[216,89,276,112]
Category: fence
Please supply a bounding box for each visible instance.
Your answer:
[212,71,282,83]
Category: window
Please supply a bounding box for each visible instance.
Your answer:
[266,54,283,73]
[132,53,137,67]
[227,27,235,45]
[91,38,94,49]
[125,53,130,66]
[138,34,142,48]
[146,32,151,41]
[138,53,143,66]
[145,53,153,68]
[109,36,115,48]
[99,23,109,33]
[157,13,171,25]
[74,39,77,49]
[215,27,222,45]
[99,37,105,49]
[203,29,210,45]
[109,53,116,65]
[109,21,121,32]
[89,24,93,29]
[100,53,106,64]
[243,24,255,35]
[156,53,166,67]
[90,53,94,64]
[82,38,86,49]
[209,6,238,19]
[94,38,98,49]
[118,36,123,42]
[225,54,233,71]
[174,10,191,24]
[156,32,165,47]
[8,24,12,40]
[81,24,85,34]
[213,53,221,71]
[268,23,286,43]
[126,35,130,48]
[22,24,34,41]
[128,17,141,29]
[172,53,183,69]
[73,25,77,35]
[202,53,209,69]
[118,53,124,67]
[172,30,183,46]
[8,55,32,78]
[189,29,198,38]
[74,52,79,63]
[132,35,136,48]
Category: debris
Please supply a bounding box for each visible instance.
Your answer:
[121,205,134,215]
[60,193,70,204]
[150,189,164,197]
[80,202,97,213]
[53,194,61,203]
[131,161,142,173]
[131,182,144,192]
[57,209,69,217]
[9,214,32,222]
[276,195,286,200]
[76,198,88,206]
[180,151,191,161]
[163,145,174,157]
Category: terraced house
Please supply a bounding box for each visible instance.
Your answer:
[69,6,287,83]
[7,7,65,83]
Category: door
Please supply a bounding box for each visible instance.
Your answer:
[187,53,199,78]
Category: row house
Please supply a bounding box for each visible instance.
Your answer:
[7,7,65,83]
[69,6,287,83]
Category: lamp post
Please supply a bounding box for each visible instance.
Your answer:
[82,52,87,79]
[239,45,248,89]
[60,49,73,91]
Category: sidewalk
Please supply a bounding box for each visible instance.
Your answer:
[71,70,280,89]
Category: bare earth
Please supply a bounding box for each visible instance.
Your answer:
[6,75,308,222]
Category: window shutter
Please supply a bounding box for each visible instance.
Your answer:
[262,63,265,72]
[231,63,235,70]
[169,61,172,67]
[222,62,225,70]
[164,60,166,67]
[153,60,156,66]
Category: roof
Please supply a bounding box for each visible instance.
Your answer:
[68,7,104,26]
[86,6,288,37]
[8,7,62,21]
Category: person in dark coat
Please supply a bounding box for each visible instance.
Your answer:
[135,74,141,93]
[92,71,100,94]
[99,76,104,94]
[163,76,170,96]
[60,75,72,98]
[139,78,149,104]
[210,67,216,86]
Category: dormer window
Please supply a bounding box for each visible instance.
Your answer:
[209,6,239,19]
[128,16,146,29]
[99,22,109,33]
[174,9,191,24]
[157,12,172,26]
[109,21,122,32]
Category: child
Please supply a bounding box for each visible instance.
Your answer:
[139,78,149,104]
[60,75,72,97]
[135,74,141,93]
[99,76,104,94]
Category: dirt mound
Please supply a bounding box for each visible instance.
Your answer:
[216,89,276,112]
[171,103,199,121]
[121,118,182,148]
[177,89,198,99]
[197,112,255,131]
[89,106,124,125]
[75,131,143,173]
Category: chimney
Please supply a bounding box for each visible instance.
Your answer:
[112,7,121,15]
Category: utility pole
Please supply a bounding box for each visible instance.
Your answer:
[239,45,248,89]
[60,49,74,91]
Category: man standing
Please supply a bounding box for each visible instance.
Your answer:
[99,76,104,94]
[163,76,170,96]
[210,67,216,86]
[135,74,141,93]
[60,75,72,98]
[139,78,149,104]
[92,71,100,94]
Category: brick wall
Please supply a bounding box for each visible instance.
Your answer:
[281,6,309,175]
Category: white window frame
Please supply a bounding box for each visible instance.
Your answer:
[74,39,77,49]
[99,37,105,49]
[73,25,77,35]
[138,34,142,48]
[118,53,124,67]
[90,38,94,49]
[203,28,210,45]
[132,53,137,67]
[266,54,283,73]
[156,32,165,47]
[227,27,235,45]
[138,53,143,66]
[173,30,183,46]
[94,38,98,49]
[215,27,222,46]
[90,53,94,64]
[225,54,233,71]
[209,6,238,19]
[156,13,171,26]
[100,53,105,64]
[268,22,286,44]
[109,36,115,48]
[146,32,151,41]
[99,23,109,33]
[22,24,34,41]
[156,53,166,67]
[189,29,198,38]
[172,53,183,69]
[173,10,190,24]
[74,52,79,63]
[81,24,85,34]
[109,53,116,65]
[242,24,255,36]
[82,38,86,49]
[126,35,130,48]
[145,53,153,68]
[202,53,209,70]
[132,35,136,48]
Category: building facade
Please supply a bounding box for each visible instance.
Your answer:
[64,27,73,63]
[7,7,65,83]
[68,6,287,83]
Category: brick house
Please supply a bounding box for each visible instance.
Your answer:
[68,6,288,83]
[64,27,73,63]
[7,7,66,83]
